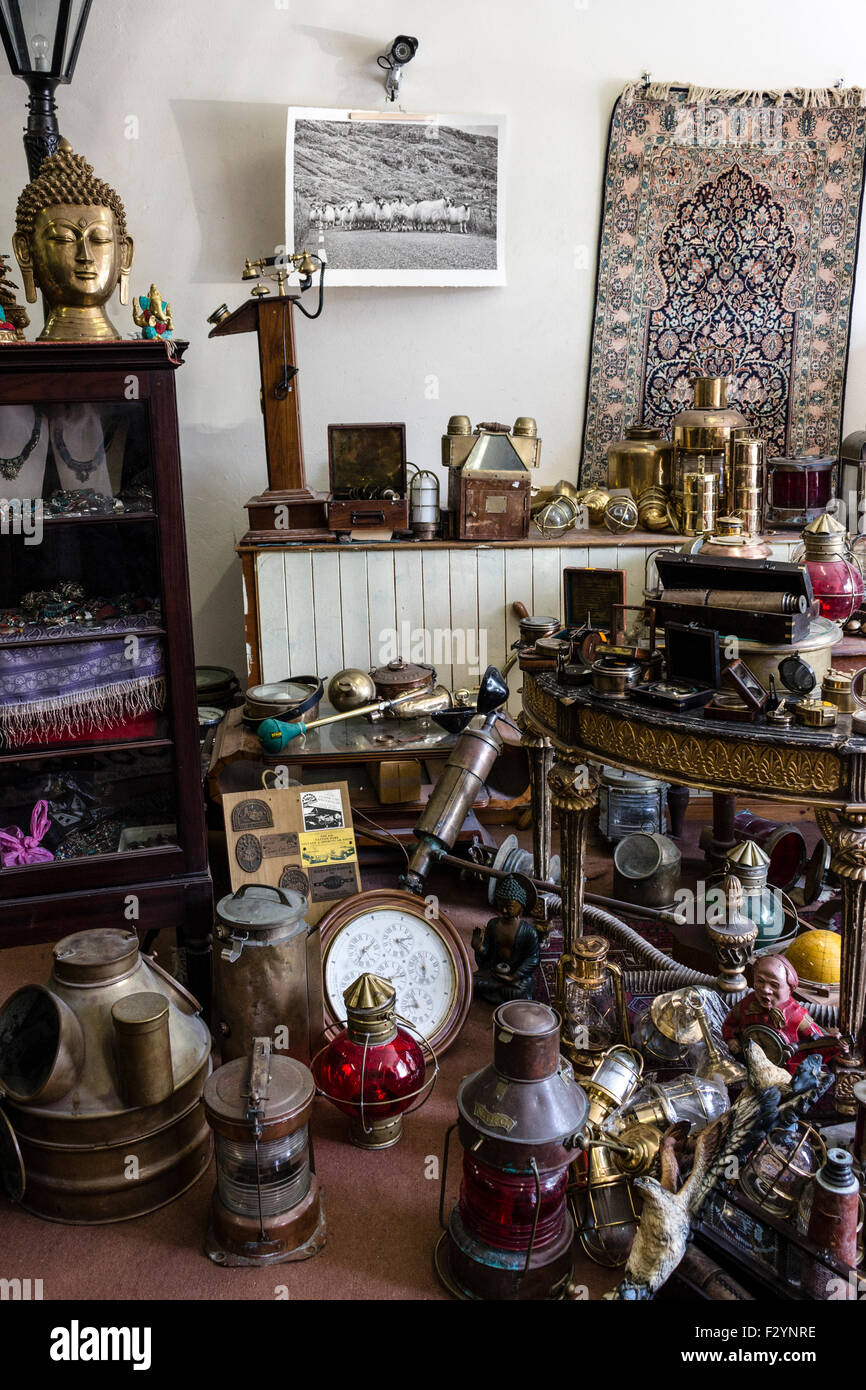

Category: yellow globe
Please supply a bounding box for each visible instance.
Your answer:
[785,930,841,985]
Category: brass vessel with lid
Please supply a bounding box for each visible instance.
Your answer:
[671,362,749,516]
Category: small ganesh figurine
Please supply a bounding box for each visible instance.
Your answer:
[471,875,540,1005]
[133,283,173,339]
[721,954,829,1071]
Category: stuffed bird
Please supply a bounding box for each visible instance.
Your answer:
[609,1043,829,1300]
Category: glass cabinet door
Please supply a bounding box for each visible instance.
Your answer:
[0,398,178,869]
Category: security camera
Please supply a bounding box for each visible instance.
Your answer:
[378,35,419,102]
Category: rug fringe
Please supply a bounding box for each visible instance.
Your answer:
[0,676,166,746]
[624,79,866,108]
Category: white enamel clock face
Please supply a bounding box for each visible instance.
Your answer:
[324,905,458,1043]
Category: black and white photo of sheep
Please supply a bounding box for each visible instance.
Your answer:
[286,109,505,285]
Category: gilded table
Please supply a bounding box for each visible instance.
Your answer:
[520,670,866,1112]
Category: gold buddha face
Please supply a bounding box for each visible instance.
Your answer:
[13,148,134,341]
[30,205,125,308]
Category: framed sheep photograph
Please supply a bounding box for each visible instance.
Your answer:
[286,108,506,286]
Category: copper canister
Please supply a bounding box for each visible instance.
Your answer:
[112,993,174,1108]
[214,885,324,1066]
[606,424,673,493]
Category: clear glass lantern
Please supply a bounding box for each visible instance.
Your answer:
[202,1036,325,1266]
[558,936,631,1077]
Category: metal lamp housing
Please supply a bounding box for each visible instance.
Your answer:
[0,0,93,177]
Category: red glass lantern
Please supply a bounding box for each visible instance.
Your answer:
[765,457,836,528]
[312,973,434,1149]
[435,1000,589,1300]
[733,810,807,893]
[794,513,864,623]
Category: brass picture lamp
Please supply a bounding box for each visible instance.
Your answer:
[0,0,93,178]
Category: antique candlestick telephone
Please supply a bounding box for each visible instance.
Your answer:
[207,249,329,538]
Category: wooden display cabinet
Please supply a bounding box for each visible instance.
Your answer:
[0,342,212,1009]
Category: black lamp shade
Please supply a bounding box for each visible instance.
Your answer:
[0,0,91,81]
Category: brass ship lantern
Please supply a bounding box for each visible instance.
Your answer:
[633,985,745,1085]
[617,1073,729,1137]
[203,1037,325,1266]
[557,935,631,1080]
[738,1122,827,1217]
[671,354,748,521]
[569,1046,645,1267]
[408,465,441,540]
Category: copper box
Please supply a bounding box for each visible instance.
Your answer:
[447,471,530,541]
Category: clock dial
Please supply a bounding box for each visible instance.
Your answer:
[320,891,471,1054]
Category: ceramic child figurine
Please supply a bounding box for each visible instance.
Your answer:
[721,954,826,1070]
[471,876,540,1004]
[13,144,134,341]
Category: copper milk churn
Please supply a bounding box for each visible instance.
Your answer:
[214,885,324,1066]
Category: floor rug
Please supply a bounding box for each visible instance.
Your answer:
[580,81,866,483]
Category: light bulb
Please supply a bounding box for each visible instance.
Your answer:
[31,33,50,72]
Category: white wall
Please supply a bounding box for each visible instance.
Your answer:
[1,0,865,678]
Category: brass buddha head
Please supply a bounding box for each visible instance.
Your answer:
[13,145,134,342]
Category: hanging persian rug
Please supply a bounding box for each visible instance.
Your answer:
[579,81,866,484]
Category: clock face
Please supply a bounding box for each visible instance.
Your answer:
[320,893,471,1053]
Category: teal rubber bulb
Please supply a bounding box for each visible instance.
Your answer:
[257,716,306,751]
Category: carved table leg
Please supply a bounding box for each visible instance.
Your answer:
[819,808,866,1114]
[548,761,599,959]
[519,718,555,920]
[700,791,738,869]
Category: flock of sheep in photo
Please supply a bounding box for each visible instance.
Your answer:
[308,195,475,233]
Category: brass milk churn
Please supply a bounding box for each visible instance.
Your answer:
[606,424,674,494]
[214,885,324,1066]
[671,356,748,520]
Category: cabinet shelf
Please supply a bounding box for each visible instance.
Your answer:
[40,510,158,527]
[0,735,173,765]
[0,624,166,650]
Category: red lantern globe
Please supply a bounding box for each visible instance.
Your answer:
[435,1000,589,1300]
[312,972,435,1149]
[794,514,864,623]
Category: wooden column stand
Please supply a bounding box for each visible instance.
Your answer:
[208,295,331,541]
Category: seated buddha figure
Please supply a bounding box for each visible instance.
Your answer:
[471,876,541,1005]
[12,145,134,341]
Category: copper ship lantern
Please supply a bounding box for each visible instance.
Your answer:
[203,1036,325,1266]
[0,928,212,1223]
[435,1001,589,1300]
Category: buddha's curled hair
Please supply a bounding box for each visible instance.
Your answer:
[16,148,127,238]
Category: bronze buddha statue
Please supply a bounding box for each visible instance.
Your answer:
[13,146,134,342]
